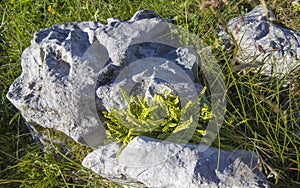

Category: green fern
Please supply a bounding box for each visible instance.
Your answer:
[103,87,212,148]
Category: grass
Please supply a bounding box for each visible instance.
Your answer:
[0,0,299,187]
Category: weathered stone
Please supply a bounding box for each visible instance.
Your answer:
[6,9,270,187]
[7,10,204,148]
[219,5,300,78]
[82,136,270,188]
[7,22,108,148]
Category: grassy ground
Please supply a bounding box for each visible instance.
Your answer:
[0,0,299,187]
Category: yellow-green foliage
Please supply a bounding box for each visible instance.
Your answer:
[103,87,212,147]
[292,0,300,12]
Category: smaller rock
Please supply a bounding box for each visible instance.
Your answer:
[82,136,270,188]
[219,5,300,79]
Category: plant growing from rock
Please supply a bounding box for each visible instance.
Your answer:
[103,87,211,148]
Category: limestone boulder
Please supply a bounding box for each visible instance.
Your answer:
[82,136,270,188]
[7,10,204,148]
[219,5,300,78]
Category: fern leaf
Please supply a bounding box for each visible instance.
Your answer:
[102,87,212,148]
[173,116,194,133]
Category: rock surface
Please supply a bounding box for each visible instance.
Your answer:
[219,5,300,78]
[6,10,204,148]
[6,9,270,187]
[7,21,107,148]
[82,136,270,188]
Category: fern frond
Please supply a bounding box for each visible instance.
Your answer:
[102,87,212,151]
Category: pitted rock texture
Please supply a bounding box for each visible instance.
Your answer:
[7,10,203,148]
[82,136,270,188]
[219,5,300,78]
[7,22,107,148]
[7,10,270,187]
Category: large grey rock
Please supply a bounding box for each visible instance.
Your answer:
[7,9,269,187]
[82,136,270,188]
[6,10,204,148]
[219,5,300,78]
[7,21,107,148]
